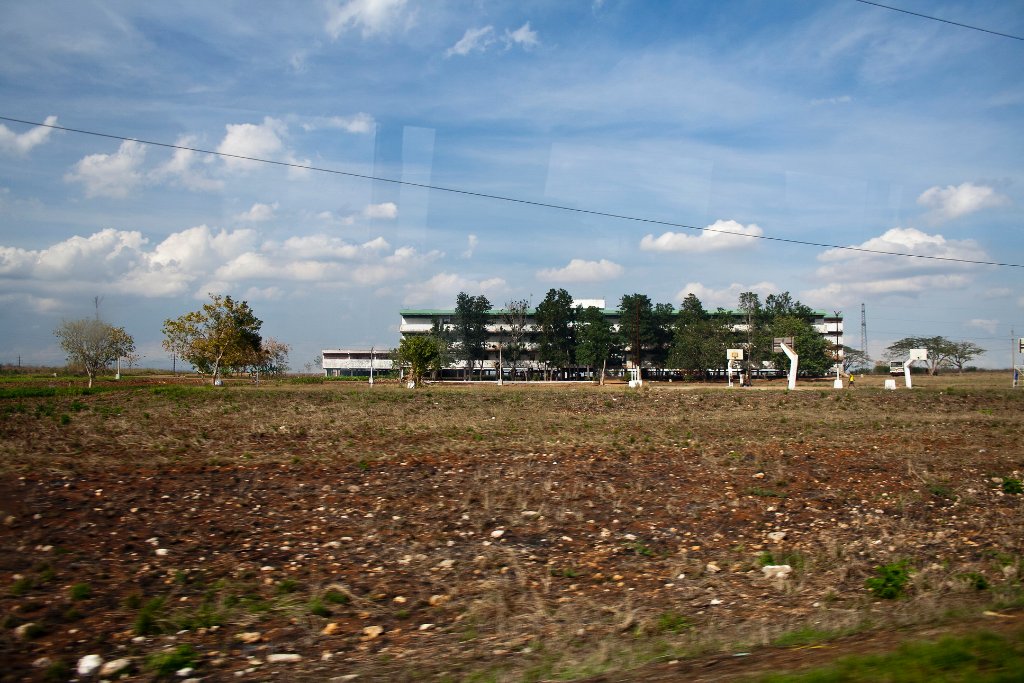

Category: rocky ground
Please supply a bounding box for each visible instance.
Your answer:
[1,376,1022,681]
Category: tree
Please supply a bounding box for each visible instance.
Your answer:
[395,335,441,387]
[885,336,955,376]
[253,338,291,376]
[945,340,985,373]
[737,291,765,377]
[617,293,656,370]
[428,318,455,379]
[767,316,832,376]
[575,306,616,384]
[669,297,732,380]
[501,298,531,380]
[535,288,576,379]
[452,292,491,380]
[841,345,871,373]
[54,318,135,388]
[764,291,812,319]
[162,294,263,384]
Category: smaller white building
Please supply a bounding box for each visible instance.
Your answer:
[321,349,393,377]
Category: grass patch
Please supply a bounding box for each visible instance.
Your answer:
[146,645,196,677]
[758,629,1024,682]
[68,583,92,600]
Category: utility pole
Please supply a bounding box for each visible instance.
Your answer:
[834,310,843,383]
[860,303,868,360]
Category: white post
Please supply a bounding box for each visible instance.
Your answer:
[115,356,121,381]
[497,344,503,386]
[780,342,798,391]
[904,359,913,388]
[369,347,374,386]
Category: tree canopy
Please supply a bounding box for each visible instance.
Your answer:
[395,335,441,386]
[575,305,617,383]
[452,292,491,379]
[54,318,135,388]
[535,288,576,375]
[162,294,262,384]
[885,336,984,375]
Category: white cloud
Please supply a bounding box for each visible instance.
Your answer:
[676,281,778,309]
[504,22,539,50]
[235,202,279,223]
[462,233,478,259]
[446,26,495,57]
[403,272,506,306]
[0,115,58,156]
[805,227,988,305]
[64,140,146,198]
[917,182,1009,222]
[152,135,223,191]
[0,292,63,313]
[303,112,375,133]
[640,219,764,253]
[536,258,623,283]
[216,117,287,170]
[363,201,398,219]
[325,0,410,39]
[0,223,434,300]
[968,318,998,334]
[811,95,852,106]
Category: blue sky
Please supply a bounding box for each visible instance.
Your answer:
[1,0,1022,370]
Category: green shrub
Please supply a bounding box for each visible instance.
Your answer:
[654,611,692,633]
[146,645,196,676]
[1002,478,1023,495]
[866,561,913,599]
[69,583,92,600]
[134,596,166,635]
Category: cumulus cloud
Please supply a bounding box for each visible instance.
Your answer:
[0,115,58,156]
[446,26,495,57]
[504,22,539,49]
[676,281,778,309]
[216,117,288,170]
[917,182,1009,222]
[235,202,279,222]
[536,258,623,283]
[65,140,146,198]
[363,202,398,219]
[325,0,410,39]
[640,219,764,253]
[151,135,223,191]
[805,227,988,304]
[403,272,506,306]
[0,225,424,299]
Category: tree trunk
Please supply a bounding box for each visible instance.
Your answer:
[600,358,606,386]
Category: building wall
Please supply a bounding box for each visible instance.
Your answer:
[321,349,393,377]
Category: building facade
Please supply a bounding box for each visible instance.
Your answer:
[321,349,393,377]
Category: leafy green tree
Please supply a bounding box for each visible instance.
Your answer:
[452,292,491,380]
[162,294,262,384]
[396,335,441,386]
[575,305,617,384]
[428,318,455,379]
[617,293,657,370]
[54,318,135,388]
[535,288,576,378]
[669,296,732,379]
[763,291,812,319]
[768,316,832,376]
[737,291,767,376]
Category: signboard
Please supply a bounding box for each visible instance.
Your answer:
[909,348,928,361]
[726,348,744,361]
[773,337,794,353]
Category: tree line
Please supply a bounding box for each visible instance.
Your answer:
[396,288,839,385]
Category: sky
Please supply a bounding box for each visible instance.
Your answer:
[1,0,1022,370]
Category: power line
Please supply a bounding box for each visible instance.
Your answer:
[2,114,1023,269]
[853,0,1024,41]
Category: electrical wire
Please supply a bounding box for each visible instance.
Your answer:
[2,114,1022,269]
[853,0,1024,41]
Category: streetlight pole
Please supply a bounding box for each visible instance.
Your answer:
[369,346,375,386]
[834,310,842,383]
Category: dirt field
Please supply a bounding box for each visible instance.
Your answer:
[1,373,1022,681]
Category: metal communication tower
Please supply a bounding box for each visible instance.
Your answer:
[860,303,868,360]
